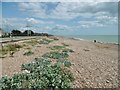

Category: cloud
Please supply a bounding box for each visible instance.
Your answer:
[78,20,104,28]
[26,18,42,27]
[52,2,118,20]
[26,18,39,24]
[52,24,71,31]
[96,16,118,24]
[2,2,118,33]
[32,24,73,33]
[68,2,117,16]
[77,15,118,28]
[19,2,47,18]
[17,2,118,21]
[2,18,26,32]
[2,17,55,32]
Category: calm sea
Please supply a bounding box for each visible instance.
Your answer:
[62,35,119,44]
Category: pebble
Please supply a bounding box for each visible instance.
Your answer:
[106,80,110,83]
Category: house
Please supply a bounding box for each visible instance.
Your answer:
[0,28,3,37]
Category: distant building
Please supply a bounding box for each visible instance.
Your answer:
[0,28,3,37]
[0,28,8,37]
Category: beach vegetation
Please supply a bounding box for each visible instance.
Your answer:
[57,59,72,68]
[49,45,66,50]
[6,44,17,52]
[39,38,53,44]
[0,48,8,58]
[49,45,74,53]
[24,39,38,46]
[0,44,22,58]
[23,50,34,56]
[42,51,69,59]
[0,57,74,89]
[62,48,74,53]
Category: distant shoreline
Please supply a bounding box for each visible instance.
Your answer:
[72,37,119,45]
[58,35,119,45]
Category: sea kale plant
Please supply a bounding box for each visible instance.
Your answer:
[49,45,74,53]
[0,57,74,90]
[42,51,69,59]
[49,45,66,50]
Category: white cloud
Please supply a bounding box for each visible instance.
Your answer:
[54,2,117,20]
[17,2,118,21]
[78,20,104,28]
[18,3,47,18]
[26,18,55,25]
[2,18,26,32]
[2,2,118,32]
[96,16,118,24]
[2,17,55,32]
[68,2,117,16]
[52,24,73,31]
[77,15,118,28]
[26,18,41,27]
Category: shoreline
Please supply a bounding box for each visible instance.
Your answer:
[74,37,119,45]
[59,35,119,46]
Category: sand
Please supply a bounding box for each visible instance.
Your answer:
[0,36,119,88]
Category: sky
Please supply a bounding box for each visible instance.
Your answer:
[0,1,118,35]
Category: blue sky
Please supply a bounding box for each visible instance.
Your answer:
[1,2,118,35]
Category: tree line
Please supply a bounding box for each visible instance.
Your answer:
[11,30,34,36]
[1,29,53,38]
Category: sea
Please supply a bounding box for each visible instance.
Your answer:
[60,35,119,44]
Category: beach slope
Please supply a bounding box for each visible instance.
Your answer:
[1,36,118,88]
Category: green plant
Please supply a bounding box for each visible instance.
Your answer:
[63,60,72,68]
[62,48,74,53]
[49,45,65,50]
[0,76,12,89]
[6,44,17,52]
[57,59,72,68]
[21,57,74,89]
[0,47,8,58]
[49,45,74,53]
[24,40,38,46]
[23,51,34,56]
[39,39,53,44]
[0,57,74,89]
[42,51,69,59]
[14,44,22,49]
[0,44,22,58]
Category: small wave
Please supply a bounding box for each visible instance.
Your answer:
[72,37,90,42]
[72,37,119,45]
